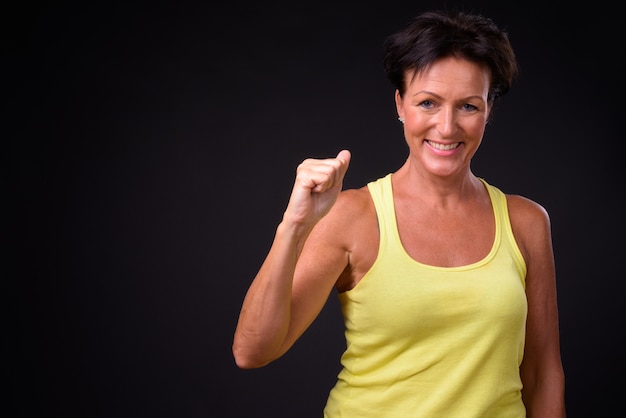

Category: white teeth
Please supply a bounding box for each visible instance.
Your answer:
[427,140,460,150]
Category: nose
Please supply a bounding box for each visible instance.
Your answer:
[435,107,457,138]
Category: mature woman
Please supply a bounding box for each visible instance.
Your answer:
[233,9,566,417]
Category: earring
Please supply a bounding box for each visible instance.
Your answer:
[398,117,405,124]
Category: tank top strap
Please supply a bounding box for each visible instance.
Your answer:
[366,173,397,255]
[479,178,527,280]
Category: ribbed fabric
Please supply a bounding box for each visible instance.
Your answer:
[323,174,527,417]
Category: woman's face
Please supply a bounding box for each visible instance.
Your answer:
[395,56,491,179]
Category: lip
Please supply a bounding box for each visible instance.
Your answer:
[425,139,462,154]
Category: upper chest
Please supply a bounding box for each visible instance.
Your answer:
[394,196,495,267]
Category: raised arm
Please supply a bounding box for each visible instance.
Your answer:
[232,150,351,369]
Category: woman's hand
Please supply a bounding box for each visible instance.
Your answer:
[283,149,351,230]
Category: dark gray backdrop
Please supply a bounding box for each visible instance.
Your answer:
[9,1,623,417]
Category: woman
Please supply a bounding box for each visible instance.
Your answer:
[233,9,565,417]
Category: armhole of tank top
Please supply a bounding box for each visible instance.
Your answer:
[363,175,391,273]
[482,179,528,282]
[366,179,382,246]
[501,193,527,283]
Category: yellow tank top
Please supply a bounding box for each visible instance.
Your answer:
[323,174,528,417]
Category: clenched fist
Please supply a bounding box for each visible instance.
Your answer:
[283,149,351,229]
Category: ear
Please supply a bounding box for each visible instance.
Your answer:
[394,90,404,120]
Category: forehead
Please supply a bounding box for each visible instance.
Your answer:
[407,56,490,94]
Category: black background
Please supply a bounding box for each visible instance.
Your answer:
[8,1,623,417]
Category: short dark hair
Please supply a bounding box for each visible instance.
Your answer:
[383,10,519,104]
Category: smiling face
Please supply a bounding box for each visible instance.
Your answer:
[395,56,491,180]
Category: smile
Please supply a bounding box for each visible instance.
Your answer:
[426,140,461,150]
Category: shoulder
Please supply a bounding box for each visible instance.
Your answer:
[336,186,373,212]
[311,185,376,248]
[326,186,379,290]
[506,194,551,228]
[505,194,552,262]
[323,186,375,229]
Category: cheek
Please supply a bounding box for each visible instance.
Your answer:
[463,118,487,137]
[405,112,430,129]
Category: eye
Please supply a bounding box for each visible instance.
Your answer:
[418,100,435,109]
[461,103,479,111]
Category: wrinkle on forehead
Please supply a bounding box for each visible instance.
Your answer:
[405,57,490,100]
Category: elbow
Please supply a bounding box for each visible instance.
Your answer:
[232,326,288,369]
[232,351,262,369]
[232,344,272,369]
[233,356,266,370]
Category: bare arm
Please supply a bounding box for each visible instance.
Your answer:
[509,195,566,417]
[232,150,351,369]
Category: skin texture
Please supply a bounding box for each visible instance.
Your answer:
[233,56,565,417]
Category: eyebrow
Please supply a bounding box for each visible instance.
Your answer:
[411,90,485,102]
